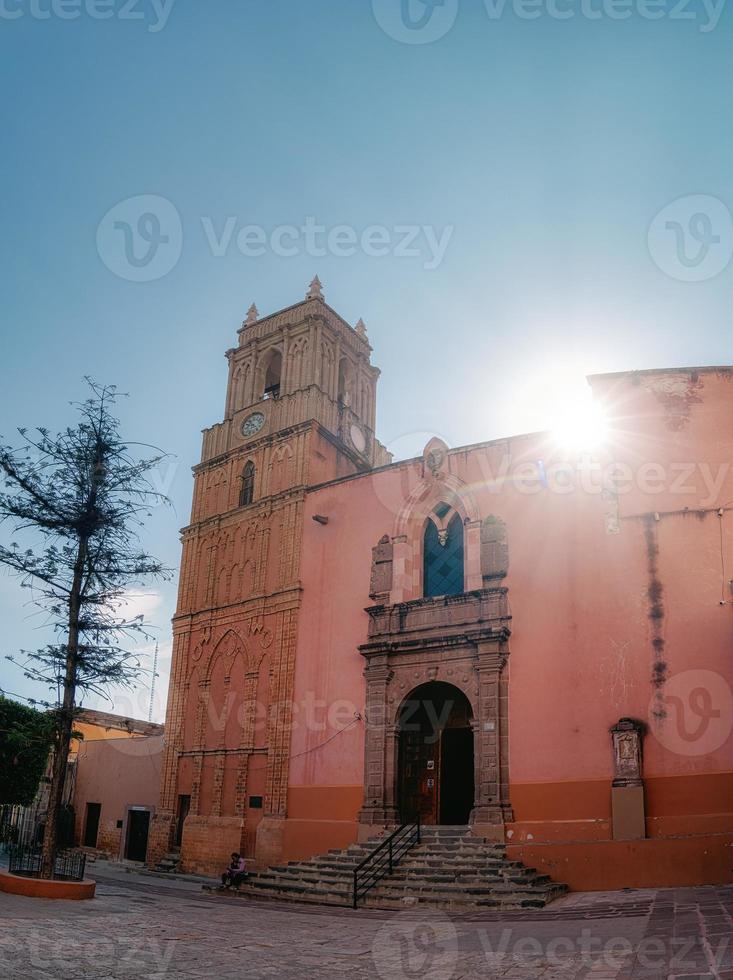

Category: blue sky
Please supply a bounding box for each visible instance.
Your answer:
[1,0,732,718]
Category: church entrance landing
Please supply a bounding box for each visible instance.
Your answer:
[397,682,474,825]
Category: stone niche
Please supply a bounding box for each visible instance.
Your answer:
[610,717,646,841]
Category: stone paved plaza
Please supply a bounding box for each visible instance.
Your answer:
[1,863,732,979]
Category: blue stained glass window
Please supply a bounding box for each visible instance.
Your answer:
[423,512,464,598]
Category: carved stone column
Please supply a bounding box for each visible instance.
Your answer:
[471,644,512,839]
[464,519,483,590]
[390,535,411,603]
[358,659,398,836]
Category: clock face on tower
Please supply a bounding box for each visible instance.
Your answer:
[241,412,265,438]
[349,423,367,454]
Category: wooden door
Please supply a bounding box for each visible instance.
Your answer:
[399,730,440,824]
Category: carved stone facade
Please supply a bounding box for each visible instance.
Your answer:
[358,589,513,840]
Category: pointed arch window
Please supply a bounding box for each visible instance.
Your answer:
[337,356,352,406]
[263,350,281,399]
[423,508,464,598]
[239,461,255,506]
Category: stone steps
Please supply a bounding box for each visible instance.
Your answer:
[219,826,567,910]
[154,851,181,874]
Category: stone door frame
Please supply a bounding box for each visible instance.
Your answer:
[358,604,513,841]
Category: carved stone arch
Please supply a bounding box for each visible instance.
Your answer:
[207,628,250,675]
[269,441,294,495]
[270,442,293,463]
[424,501,461,538]
[230,524,244,557]
[215,565,229,606]
[257,345,283,399]
[231,362,251,413]
[289,336,309,391]
[240,557,255,599]
[337,355,354,405]
[321,339,335,393]
[394,472,480,540]
[239,459,256,506]
[244,521,259,557]
[387,675,478,730]
[228,563,241,603]
[359,377,370,416]
[391,463,482,602]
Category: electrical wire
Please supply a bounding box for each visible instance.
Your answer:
[719,509,727,603]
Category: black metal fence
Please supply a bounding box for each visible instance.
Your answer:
[8,844,87,882]
[352,816,420,908]
[0,802,75,851]
[0,803,44,849]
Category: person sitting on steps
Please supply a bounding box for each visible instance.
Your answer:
[221,852,247,889]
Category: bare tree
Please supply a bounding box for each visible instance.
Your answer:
[0,381,171,877]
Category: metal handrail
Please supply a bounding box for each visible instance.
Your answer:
[352,815,420,908]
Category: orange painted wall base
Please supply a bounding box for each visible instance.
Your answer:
[507,834,733,891]
[281,819,359,862]
[0,871,96,900]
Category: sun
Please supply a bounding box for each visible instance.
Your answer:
[552,399,609,453]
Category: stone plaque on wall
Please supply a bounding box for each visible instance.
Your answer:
[610,718,644,788]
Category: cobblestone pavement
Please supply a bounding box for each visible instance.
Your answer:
[0,863,731,979]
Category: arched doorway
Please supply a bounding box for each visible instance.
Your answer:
[397,681,474,825]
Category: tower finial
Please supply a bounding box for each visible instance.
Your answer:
[244,302,259,326]
[355,318,367,339]
[306,275,324,301]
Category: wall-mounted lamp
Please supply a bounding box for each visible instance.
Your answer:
[312,515,329,525]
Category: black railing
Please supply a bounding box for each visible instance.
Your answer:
[8,844,87,882]
[0,803,44,849]
[352,816,420,909]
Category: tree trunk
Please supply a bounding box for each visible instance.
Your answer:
[39,441,103,878]
[39,539,84,878]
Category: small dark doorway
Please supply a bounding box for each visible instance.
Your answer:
[440,728,475,824]
[397,681,474,825]
[83,802,101,847]
[125,809,151,862]
[175,794,190,847]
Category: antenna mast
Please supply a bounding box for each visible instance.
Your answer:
[148,641,159,722]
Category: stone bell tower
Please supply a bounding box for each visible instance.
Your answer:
[150,279,389,873]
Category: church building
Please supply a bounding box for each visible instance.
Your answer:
[148,280,733,891]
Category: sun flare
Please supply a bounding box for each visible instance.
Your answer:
[551,399,609,453]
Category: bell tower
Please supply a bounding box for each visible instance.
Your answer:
[150,279,389,874]
[221,276,385,475]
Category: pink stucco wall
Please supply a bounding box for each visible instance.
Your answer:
[73,734,164,858]
[286,368,733,856]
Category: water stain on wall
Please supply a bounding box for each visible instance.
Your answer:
[643,515,668,721]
